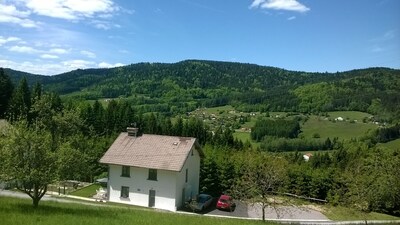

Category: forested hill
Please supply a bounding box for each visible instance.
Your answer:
[4,60,400,122]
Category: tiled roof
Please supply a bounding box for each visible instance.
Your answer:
[99,133,199,172]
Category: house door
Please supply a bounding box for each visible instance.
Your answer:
[148,190,156,207]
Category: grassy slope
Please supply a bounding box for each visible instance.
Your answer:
[233,131,260,148]
[377,139,400,150]
[323,206,399,221]
[301,115,377,140]
[327,111,373,122]
[0,197,269,225]
[203,105,235,114]
[232,110,378,146]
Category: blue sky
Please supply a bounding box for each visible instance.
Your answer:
[0,0,399,75]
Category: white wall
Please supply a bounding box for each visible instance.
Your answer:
[108,164,177,211]
[174,146,201,209]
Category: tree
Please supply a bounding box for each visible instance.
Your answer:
[8,77,31,121]
[57,142,86,181]
[231,152,288,221]
[0,68,14,118]
[0,122,57,207]
[31,82,42,104]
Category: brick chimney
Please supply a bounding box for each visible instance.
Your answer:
[127,127,138,137]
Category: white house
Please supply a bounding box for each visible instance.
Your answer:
[99,128,203,211]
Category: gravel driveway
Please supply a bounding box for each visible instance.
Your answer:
[184,198,329,221]
[247,203,329,220]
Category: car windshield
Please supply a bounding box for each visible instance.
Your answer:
[198,195,208,203]
[219,199,228,203]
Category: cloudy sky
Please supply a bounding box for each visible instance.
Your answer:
[1,0,399,75]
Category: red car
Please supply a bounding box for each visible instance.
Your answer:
[216,195,236,211]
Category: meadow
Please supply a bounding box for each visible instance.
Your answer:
[377,138,400,150]
[212,107,380,148]
[301,114,377,140]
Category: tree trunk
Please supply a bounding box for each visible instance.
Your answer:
[262,204,265,222]
[32,184,39,208]
[33,197,40,208]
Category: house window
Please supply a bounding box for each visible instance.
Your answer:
[185,168,188,183]
[121,186,129,198]
[121,166,130,177]
[148,169,157,181]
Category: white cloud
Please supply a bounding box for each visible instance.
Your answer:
[98,62,124,68]
[62,59,96,70]
[0,0,131,29]
[0,4,30,17]
[93,22,110,30]
[40,54,59,59]
[90,20,120,30]
[287,16,296,20]
[1,58,100,75]
[49,48,69,54]
[0,36,21,46]
[0,59,65,75]
[80,50,96,58]
[25,0,119,20]
[0,3,39,28]
[9,45,40,54]
[250,0,310,13]
[250,0,265,9]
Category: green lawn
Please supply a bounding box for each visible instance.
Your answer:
[70,184,102,198]
[0,197,270,225]
[323,206,400,221]
[302,115,378,140]
[327,111,373,122]
[377,139,400,150]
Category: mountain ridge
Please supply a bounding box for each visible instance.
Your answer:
[3,60,400,122]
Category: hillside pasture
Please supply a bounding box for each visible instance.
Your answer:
[377,139,400,150]
[233,131,260,148]
[327,111,373,122]
[301,114,378,140]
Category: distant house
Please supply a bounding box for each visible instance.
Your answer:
[100,127,203,211]
[303,153,313,161]
[335,117,344,121]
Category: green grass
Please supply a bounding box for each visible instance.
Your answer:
[203,105,235,114]
[0,197,270,225]
[377,139,400,150]
[233,131,260,148]
[327,111,373,122]
[302,115,378,140]
[70,184,102,198]
[323,206,400,221]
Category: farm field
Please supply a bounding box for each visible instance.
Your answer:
[301,115,378,140]
[327,111,373,122]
